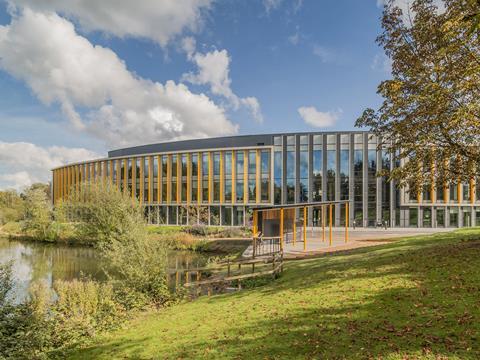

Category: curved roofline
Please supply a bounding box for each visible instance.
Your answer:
[108,130,370,158]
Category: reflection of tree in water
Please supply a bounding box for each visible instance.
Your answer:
[25,244,106,285]
[1,237,211,302]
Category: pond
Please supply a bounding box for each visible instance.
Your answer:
[0,236,209,303]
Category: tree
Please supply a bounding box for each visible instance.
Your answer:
[22,186,53,240]
[357,0,480,192]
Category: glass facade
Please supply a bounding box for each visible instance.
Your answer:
[52,131,480,228]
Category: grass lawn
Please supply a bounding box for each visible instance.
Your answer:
[71,229,480,359]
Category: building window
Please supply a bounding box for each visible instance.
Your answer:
[436,208,445,227]
[340,149,349,201]
[181,154,187,202]
[326,150,335,201]
[381,150,390,224]
[409,207,418,227]
[353,149,363,226]
[261,150,270,202]
[202,153,209,203]
[286,136,295,204]
[274,143,282,204]
[312,135,322,202]
[162,155,167,203]
[171,155,177,202]
[191,154,198,202]
[225,152,232,202]
[213,152,220,202]
[236,152,244,202]
[449,207,458,227]
[299,139,308,203]
[248,150,256,203]
[144,157,149,203]
[153,157,158,203]
[367,149,376,225]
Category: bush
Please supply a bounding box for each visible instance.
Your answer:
[0,270,127,359]
[1,221,22,235]
[102,236,172,307]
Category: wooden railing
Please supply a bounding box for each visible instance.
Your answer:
[167,253,283,297]
[252,235,281,257]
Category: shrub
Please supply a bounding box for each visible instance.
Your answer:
[61,182,146,246]
[101,236,172,307]
[22,186,53,241]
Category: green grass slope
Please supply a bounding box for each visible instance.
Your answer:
[71,229,480,359]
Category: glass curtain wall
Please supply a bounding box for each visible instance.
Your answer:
[191,154,198,202]
[248,150,256,203]
[353,134,363,226]
[312,135,322,201]
[367,136,377,225]
[202,153,209,203]
[326,135,336,202]
[236,152,244,202]
[381,149,391,225]
[299,135,309,203]
[162,156,167,203]
[274,136,282,204]
[261,150,270,202]
[286,136,295,204]
[224,152,232,202]
[213,152,221,202]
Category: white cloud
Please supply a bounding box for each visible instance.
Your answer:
[376,0,445,23]
[182,46,263,122]
[7,0,213,46]
[288,26,300,45]
[0,141,102,191]
[298,106,341,128]
[0,9,238,148]
[371,53,392,73]
[312,45,335,63]
[263,0,283,14]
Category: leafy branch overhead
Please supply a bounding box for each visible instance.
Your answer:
[357,0,480,193]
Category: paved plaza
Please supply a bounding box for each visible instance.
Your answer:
[243,227,453,259]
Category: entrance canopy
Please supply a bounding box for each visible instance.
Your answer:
[252,201,350,251]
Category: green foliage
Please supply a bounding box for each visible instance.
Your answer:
[62,182,146,246]
[102,236,172,307]
[69,229,480,359]
[0,272,126,359]
[21,186,57,241]
[0,190,24,225]
[357,0,480,192]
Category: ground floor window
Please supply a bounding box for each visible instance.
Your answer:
[462,208,471,227]
[423,208,431,227]
[449,208,458,227]
[436,208,445,227]
[409,208,418,227]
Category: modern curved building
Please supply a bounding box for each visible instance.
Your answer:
[52,132,480,228]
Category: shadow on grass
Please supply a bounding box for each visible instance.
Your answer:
[74,229,480,359]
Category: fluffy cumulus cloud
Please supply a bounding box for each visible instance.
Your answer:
[0,141,102,190]
[6,0,213,46]
[182,41,263,122]
[298,106,341,128]
[0,9,238,148]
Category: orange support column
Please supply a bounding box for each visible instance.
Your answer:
[329,204,333,246]
[253,210,258,236]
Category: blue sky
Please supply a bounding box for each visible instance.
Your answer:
[0,0,392,189]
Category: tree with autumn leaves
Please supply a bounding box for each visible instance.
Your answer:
[357,0,480,194]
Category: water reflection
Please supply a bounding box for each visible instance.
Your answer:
[0,237,208,303]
